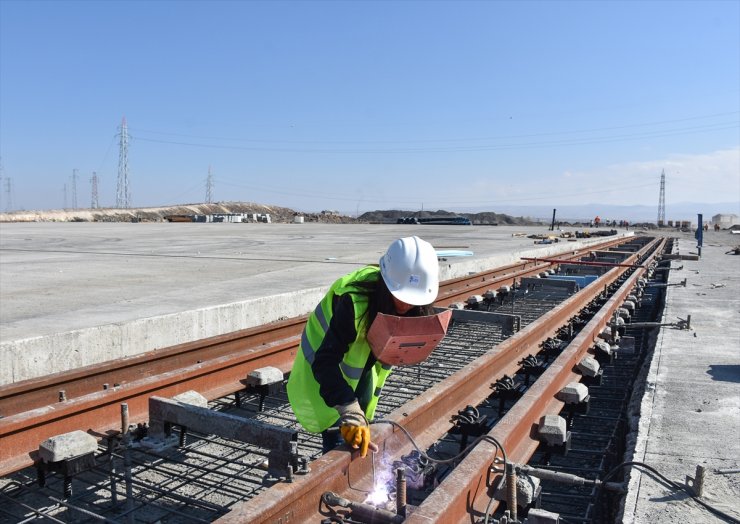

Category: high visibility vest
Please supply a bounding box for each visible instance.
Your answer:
[287,266,393,433]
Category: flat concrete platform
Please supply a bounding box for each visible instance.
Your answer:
[623,231,740,523]
[0,222,627,384]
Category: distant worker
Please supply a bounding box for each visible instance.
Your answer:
[594,216,601,228]
[287,236,444,457]
[715,223,721,232]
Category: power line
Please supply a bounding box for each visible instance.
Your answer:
[127,110,740,145]
[131,121,738,154]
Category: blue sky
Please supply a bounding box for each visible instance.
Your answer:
[1,0,738,216]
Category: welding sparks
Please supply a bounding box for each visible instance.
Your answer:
[364,455,395,509]
[365,483,391,507]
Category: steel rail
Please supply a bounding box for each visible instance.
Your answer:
[0,318,306,415]
[215,237,660,523]
[405,238,665,523]
[520,256,645,268]
[0,237,629,477]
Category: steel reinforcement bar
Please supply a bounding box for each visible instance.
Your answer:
[216,237,662,523]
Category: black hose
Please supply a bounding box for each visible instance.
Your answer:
[602,461,740,524]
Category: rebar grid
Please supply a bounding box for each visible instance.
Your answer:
[527,270,666,523]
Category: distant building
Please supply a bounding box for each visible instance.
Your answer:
[711,214,739,229]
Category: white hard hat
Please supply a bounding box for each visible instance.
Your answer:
[379,236,439,306]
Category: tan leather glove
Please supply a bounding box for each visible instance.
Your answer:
[335,400,372,457]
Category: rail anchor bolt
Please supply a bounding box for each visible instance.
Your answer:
[686,464,707,498]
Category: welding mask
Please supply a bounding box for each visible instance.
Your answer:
[367,309,452,366]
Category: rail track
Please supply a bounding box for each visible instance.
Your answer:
[0,234,670,523]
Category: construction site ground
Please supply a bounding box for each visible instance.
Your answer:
[1,222,739,523]
[623,230,740,523]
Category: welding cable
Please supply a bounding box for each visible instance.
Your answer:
[319,492,349,523]
[373,419,509,524]
[372,419,507,467]
[601,461,740,524]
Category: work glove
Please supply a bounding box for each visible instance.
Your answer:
[335,400,372,457]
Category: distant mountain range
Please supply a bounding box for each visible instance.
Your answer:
[448,202,740,223]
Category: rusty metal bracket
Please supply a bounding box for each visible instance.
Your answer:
[520,277,579,295]
[444,307,521,336]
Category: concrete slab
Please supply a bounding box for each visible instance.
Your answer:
[623,232,740,524]
[0,223,628,384]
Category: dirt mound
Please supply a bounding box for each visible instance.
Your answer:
[2,203,535,226]
[0,202,358,224]
[358,209,537,226]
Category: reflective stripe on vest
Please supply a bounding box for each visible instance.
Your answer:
[286,266,393,433]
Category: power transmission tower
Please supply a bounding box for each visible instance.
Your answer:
[0,157,4,210]
[63,183,68,209]
[91,172,99,209]
[3,177,12,212]
[657,169,666,227]
[116,117,130,208]
[206,165,214,204]
[71,169,79,209]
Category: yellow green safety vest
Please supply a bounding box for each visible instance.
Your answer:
[287,266,393,433]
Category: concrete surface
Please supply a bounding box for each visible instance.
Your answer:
[0,222,627,384]
[623,231,740,523]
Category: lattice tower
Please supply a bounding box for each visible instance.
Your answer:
[116,117,130,208]
[657,169,666,226]
[206,165,214,204]
[91,172,99,209]
[3,177,12,212]
[71,169,78,209]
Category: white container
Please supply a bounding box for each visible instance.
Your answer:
[294,216,304,224]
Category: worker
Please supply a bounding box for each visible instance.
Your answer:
[287,236,440,457]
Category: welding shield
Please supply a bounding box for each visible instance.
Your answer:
[367,309,452,366]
